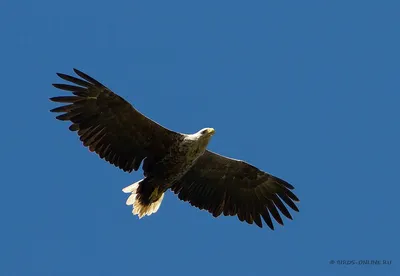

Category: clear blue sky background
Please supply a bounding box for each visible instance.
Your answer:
[1,1,398,275]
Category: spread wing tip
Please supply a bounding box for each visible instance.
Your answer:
[274,176,295,190]
[56,72,66,78]
[72,68,104,87]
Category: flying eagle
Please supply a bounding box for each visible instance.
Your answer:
[50,69,300,230]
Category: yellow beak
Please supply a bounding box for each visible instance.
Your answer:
[207,128,215,135]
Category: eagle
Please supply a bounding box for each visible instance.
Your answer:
[50,69,300,230]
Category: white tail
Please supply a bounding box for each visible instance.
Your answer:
[122,181,164,219]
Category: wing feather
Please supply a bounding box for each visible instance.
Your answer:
[50,68,183,172]
[171,150,299,229]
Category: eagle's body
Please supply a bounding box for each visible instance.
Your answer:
[50,69,300,230]
[123,129,215,218]
[145,129,213,182]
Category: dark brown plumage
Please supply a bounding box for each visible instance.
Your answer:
[50,69,181,173]
[171,151,299,229]
[50,68,300,230]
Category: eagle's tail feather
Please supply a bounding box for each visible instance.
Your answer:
[122,181,164,219]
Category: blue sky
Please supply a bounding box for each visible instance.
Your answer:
[1,0,399,275]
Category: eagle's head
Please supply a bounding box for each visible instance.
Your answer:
[198,127,215,137]
[189,127,215,151]
[185,127,215,146]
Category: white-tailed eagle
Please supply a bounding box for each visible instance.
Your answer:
[50,69,300,230]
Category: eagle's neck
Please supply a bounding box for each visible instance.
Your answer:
[181,134,210,159]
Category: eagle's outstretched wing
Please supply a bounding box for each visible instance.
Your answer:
[171,150,299,229]
[50,69,182,173]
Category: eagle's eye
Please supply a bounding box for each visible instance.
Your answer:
[201,129,208,134]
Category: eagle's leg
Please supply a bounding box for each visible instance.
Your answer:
[122,178,165,219]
